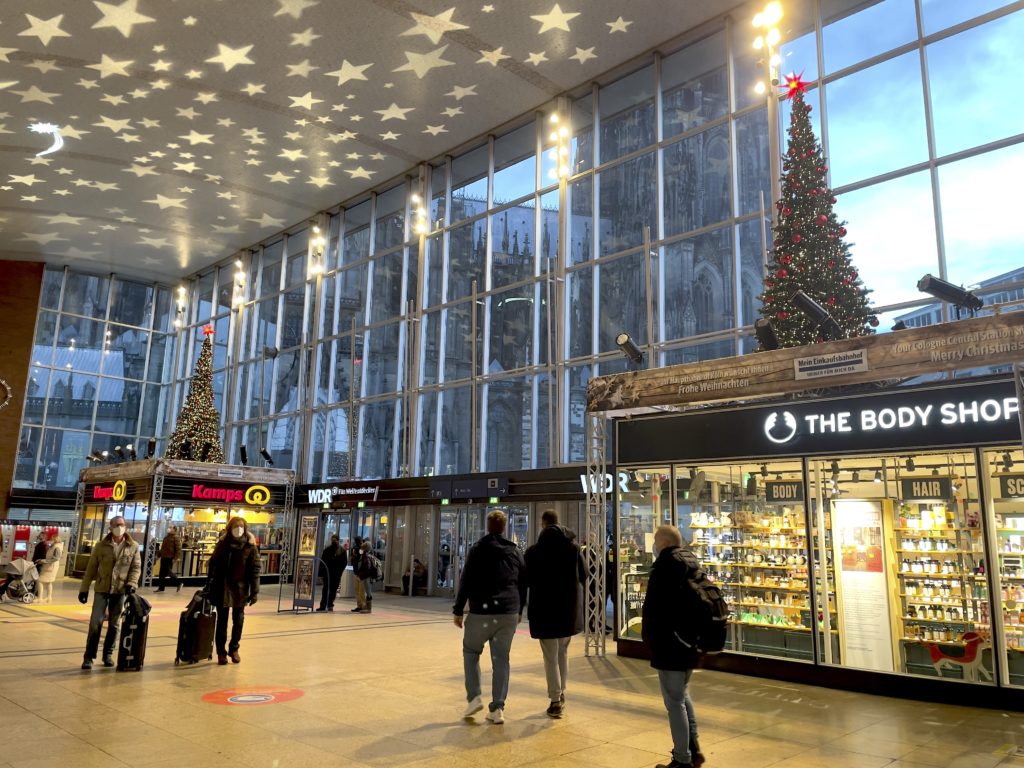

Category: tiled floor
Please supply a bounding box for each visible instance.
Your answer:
[3,581,1022,768]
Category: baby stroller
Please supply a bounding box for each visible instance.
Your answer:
[0,560,39,603]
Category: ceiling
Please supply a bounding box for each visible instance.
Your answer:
[0,0,732,282]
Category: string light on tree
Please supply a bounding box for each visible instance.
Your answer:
[757,72,877,348]
[165,324,226,463]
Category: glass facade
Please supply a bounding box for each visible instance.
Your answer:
[14,0,1024,490]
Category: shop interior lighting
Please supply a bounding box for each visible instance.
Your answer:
[239,446,248,466]
[873,470,882,483]
[917,274,983,317]
[905,457,916,472]
[790,290,844,340]
[615,332,644,366]
[146,437,157,459]
[754,318,780,351]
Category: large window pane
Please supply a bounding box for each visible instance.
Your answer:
[662,32,728,139]
[14,426,42,488]
[101,324,148,379]
[323,407,354,480]
[267,414,298,470]
[661,227,734,342]
[438,386,472,474]
[359,399,400,479]
[417,391,438,475]
[196,271,215,320]
[571,93,594,174]
[62,273,109,318]
[568,177,593,264]
[40,268,62,310]
[364,322,402,396]
[494,123,536,204]
[822,0,917,74]
[940,143,1024,288]
[826,53,927,187]
[46,370,98,430]
[567,267,593,358]
[375,185,406,251]
[421,310,441,386]
[272,350,301,412]
[490,208,535,288]
[110,279,153,327]
[23,367,48,425]
[96,378,140,435]
[370,250,405,323]
[280,289,305,349]
[839,170,937,306]
[598,252,647,353]
[738,218,770,327]
[921,0,1014,34]
[598,152,656,255]
[443,302,482,382]
[663,337,736,366]
[337,264,367,331]
[41,428,92,489]
[928,11,1024,156]
[489,285,535,372]
[343,201,371,264]
[424,235,444,308]
[538,191,559,272]
[448,218,486,301]
[259,241,284,296]
[56,316,103,373]
[452,145,488,217]
[33,311,57,367]
[485,376,532,471]
[736,109,771,217]
[565,364,591,463]
[599,65,655,164]
[664,125,731,237]
[430,163,447,228]
[285,230,308,287]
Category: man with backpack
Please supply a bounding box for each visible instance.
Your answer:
[643,524,725,768]
[354,540,381,614]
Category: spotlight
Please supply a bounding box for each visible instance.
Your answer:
[891,320,907,331]
[615,332,644,366]
[905,458,915,472]
[790,290,844,340]
[873,470,882,483]
[181,440,193,460]
[240,446,248,466]
[830,460,840,475]
[760,464,768,478]
[852,470,860,482]
[87,452,103,464]
[932,467,939,476]
[1002,452,1014,472]
[101,450,110,462]
[754,318,780,351]
[917,274,982,315]
[201,442,212,461]
[127,443,136,461]
[775,473,782,481]
[260,447,273,465]
[147,437,156,458]
[114,445,126,462]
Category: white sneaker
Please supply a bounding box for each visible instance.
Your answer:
[462,696,483,719]
[485,707,505,724]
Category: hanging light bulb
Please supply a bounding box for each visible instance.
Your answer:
[873,470,882,483]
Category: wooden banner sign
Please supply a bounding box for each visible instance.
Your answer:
[587,311,1024,413]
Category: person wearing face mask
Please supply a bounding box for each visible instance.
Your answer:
[78,516,141,670]
[206,516,261,665]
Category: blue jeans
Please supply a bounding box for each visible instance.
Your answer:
[84,592,126,661]
[463,613,518,711]
[658,669,698,764]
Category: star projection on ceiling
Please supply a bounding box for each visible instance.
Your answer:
[0,0,701,281]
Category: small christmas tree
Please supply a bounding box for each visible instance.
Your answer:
[165,325,225,463]
[758,74,877,348]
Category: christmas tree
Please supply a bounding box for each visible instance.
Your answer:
[165,325,225,463]
[758,74,877,348]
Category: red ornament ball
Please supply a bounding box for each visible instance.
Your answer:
[780,254,792,264]
[776,268,788,278]
[838,227,847,236]
[827,296,836,306]
[817,215,828,224]
[782,207,792,217]
[809,188,819,196]
[816,336,825,344]
[831,196,837,203]
[827,260,835,268]
[764,295,774,304]
[850,270,858,279]
[765,280,775,289]
[792,234,802,243]
[776,311,790,320]
[842,278,851,286]
[869,316,879,327]
[801,152,808,159]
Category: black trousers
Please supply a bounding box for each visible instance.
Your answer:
[157,557,179,589]
[215,604,245,654]
[318,569,341,610]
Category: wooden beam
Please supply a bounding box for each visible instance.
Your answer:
[587,311,1024,412]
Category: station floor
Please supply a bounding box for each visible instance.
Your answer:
[2,581,1023,768]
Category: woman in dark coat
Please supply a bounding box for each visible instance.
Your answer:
[207,516,261,665]
[524,510,586,717]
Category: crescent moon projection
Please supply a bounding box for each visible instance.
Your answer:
[28,122,63,156]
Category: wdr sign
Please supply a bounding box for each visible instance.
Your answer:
[579,471,630,495]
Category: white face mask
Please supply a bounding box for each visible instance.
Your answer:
[232,526,245,539]
[111,525,126,538]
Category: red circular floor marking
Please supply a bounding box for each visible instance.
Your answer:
[202,687,304,706]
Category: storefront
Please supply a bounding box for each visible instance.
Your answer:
[70,459,295,585]
[297,466,605,600]
[613,375,1024,700]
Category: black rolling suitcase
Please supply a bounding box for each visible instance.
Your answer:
[176,589,216,665]
[116,592,151,671]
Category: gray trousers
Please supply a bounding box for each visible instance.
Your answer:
[463,613,518,711]
[539,637,571,701]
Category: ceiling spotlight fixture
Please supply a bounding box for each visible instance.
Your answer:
[127,443,136,461]
[917,274,983,318]
[114,445,126,462]
[790,290,844,340]
[905,457,915,472]
[932,467,940,476]
[754,318,780,351]
[891,320,907,331]
[873,470,882,483]
[29,122,64,156]
[260,447,274,466]
[852,470,860,482]
[615,332,644,367]
[147,437,157,458]
[775,473,782,481]
[240,446,248,466]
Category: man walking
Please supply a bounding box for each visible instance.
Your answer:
[317,534,346,612]
[525,509,585,718]
[643,525,705,768]
[453,510,526,725]
[78,516,141,670]
[156,525,182,592]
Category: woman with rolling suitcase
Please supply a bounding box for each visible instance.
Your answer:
[207,516,261,665]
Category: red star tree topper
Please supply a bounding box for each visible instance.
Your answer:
[165,325,226,463]
[757,73,877,348]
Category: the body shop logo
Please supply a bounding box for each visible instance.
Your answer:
[244,485,271,505]
[92,480,127,501]
[764,411,798,444]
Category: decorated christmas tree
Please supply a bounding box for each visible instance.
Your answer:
[758,74,877,348]
[165,325,225,463]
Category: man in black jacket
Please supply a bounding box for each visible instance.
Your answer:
[525,509,585,718]
[453,510,527,725]
[642,525,705,768]
[317,534,347,612]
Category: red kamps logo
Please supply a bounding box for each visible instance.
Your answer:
[93,486,114,500]
[191,484,244,503]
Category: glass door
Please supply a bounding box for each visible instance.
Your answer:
[437,508,457,597]
[490,503,530,552]
[452,505,486,598]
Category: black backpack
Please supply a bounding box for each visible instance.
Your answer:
[681,569,730,654]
